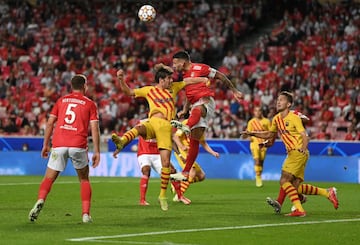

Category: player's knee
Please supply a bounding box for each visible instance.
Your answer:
[141,166,151,176]
[198,172,205,181]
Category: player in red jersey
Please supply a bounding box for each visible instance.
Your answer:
[28,74,100,223]
[136,135,191,206]
[170,50,243,181]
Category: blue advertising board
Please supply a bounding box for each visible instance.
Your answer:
[1,137,360,156]
[0,151,359,183]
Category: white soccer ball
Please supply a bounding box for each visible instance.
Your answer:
[138,5,156,22]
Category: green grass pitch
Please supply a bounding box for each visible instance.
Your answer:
[0,176,359,244]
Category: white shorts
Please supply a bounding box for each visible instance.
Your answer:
[191,96,215,129]
[47,147,88,172]
[137,154,162,175]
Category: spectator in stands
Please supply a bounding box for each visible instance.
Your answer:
[329,97,342,118]
[350,59,360,78]
[256,45,270,62]
[314,123,331,140]
[235,77,251,101]
[260,89,274,106]
[6,71,17,87]
[344,124,359,141]
[0,79,7,99]
[320,103,334,122]
[1,117,18,133]
[336,92,350,110]
[344,102,360,125]
[344,19,358,36]
[237,45,250,66]
[222,50,239,70]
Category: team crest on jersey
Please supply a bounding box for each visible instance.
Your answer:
[285,121,289,127]
[51,150,58,160]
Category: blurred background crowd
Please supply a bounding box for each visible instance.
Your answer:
[0,0,359,141]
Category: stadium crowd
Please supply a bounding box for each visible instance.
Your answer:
[0,0,359,141]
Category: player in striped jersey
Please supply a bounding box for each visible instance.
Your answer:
[241,91,339,217]
[243,106,271,187]
[111,64,208,211]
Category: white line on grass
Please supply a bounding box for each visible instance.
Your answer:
[73,241,197,245]
[67,218,360,243]
[0,180,138,186]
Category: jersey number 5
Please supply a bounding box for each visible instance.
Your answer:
[65,103,77,124]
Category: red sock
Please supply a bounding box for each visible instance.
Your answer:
[183,137,200,173]
[81,180,92,215]
[140,175,149,201]
[276,187,286,205]
[171,180,183,198]
[38,177,54,200]
[187,107,202,128]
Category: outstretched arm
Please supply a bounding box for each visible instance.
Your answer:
[183,77,209,85]
[214,71,243,102]
[117,69,135,96]
[200,140,220,158]
[241,130,276,140]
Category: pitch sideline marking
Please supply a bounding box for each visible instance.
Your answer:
[67,218,360,242]
[0,180,138,186]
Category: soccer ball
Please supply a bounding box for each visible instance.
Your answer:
[138,5,156,22]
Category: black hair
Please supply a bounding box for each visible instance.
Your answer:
[71,75,86,90]
[155,67,173,83]
[172,50,190,61]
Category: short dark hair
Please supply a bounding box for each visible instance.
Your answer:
[153,64,173,83]
[71,74,86,90]
[279,91,293,104]
[172,50,190,61]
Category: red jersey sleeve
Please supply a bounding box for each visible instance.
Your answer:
[183,63,216,104]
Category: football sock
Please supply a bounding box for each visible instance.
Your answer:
[254,165,262,177]
[159,167,170,198]
[298,183,328,197]
[140,175,149,201]
[183,138,200,173]
[180,181,190,194]
[38,177,54,200]
[122,128,139,146]
[187,106,202,128]
[282,182,304,212]
[277,187,286,205]
[80,180,92,215]
[171,180,183,197]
